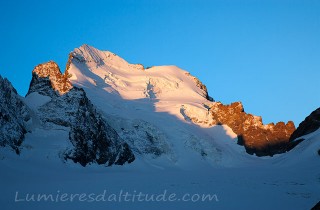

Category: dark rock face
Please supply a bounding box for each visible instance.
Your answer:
[66,88,135,166]
[208,102,296,156]
[28,61,135,166]
[27,73,57,97]
[290,108,320,141]
[311,201,320,210]
[0,76,30,154]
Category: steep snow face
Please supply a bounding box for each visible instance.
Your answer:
[68,44,251,167]
[0,76,30,154]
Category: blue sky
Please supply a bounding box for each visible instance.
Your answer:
[0,0,319,125]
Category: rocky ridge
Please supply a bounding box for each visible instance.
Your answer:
[182,100,296,156]
[290,107,320,141]
[0,76,30,154]
[26,61,135,166]
[208,102,296,156]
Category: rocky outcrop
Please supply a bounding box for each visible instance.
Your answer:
[207,102,296,156]
[290,108,320,141]
[0,76,30,154]
[28,61,135,166]
[27,61,72,97]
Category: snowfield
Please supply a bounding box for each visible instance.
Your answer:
[1,45,319,209]
[1,129,320,210]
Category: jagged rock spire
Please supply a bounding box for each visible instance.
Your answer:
[27,61,72,97]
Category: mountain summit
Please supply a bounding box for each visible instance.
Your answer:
[69,44,212,101]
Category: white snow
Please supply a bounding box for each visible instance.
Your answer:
[1,129,319,210]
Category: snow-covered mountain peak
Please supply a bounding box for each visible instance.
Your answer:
[68,45,212,103]
[73,44,107,64]
[71,44,144,71]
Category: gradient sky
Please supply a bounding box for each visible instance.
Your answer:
[0,0,319,125]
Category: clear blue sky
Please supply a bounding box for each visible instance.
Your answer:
[0,0,319,125]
